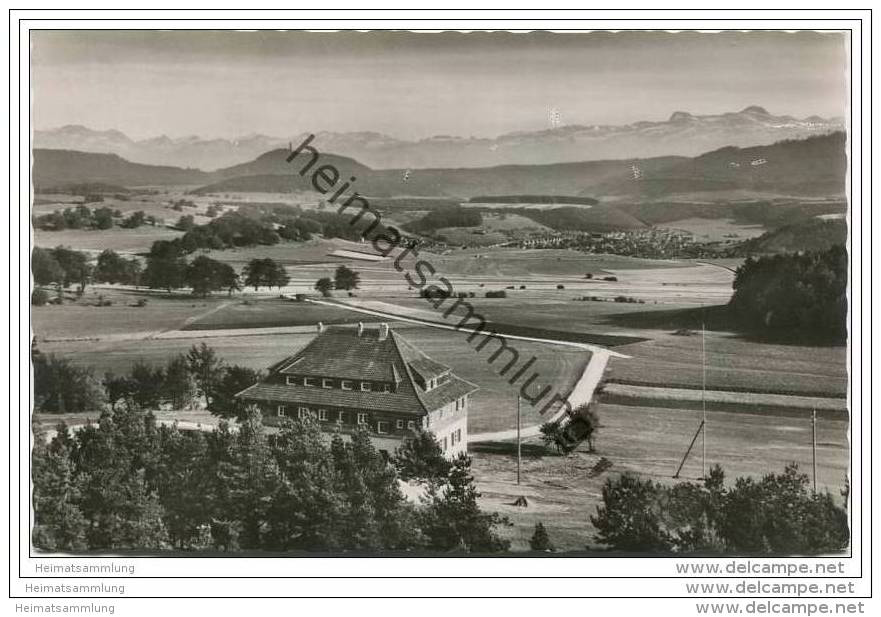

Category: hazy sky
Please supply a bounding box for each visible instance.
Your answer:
[31,30,848,140]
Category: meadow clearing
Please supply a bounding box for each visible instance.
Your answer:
[474,401,849,552]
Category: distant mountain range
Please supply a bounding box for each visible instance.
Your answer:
[33,106,843,171]
[33,132,847,201]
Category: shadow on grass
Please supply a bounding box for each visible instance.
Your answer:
[469,440,550,458]
[603,304,845,348]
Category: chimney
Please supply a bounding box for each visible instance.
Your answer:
[379,323,389,341]
[357,322,364,336]
[317,321,324,333]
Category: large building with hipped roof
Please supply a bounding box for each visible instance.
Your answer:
[236,322,477,457]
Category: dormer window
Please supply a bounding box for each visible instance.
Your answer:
[341,380,354,391]
[304,377,318,387]
[322,378,333,389]
[361,382,371,392]
[285,376,296,385]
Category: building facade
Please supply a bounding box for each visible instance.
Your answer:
[236,323,478,457]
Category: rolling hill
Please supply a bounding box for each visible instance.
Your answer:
[734,218,847,255]
[33,132,846,203]
[32,149,208,189]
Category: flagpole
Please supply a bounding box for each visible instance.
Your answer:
[812,409,818,493]
[702,321,707,479]
[516,395,522,485]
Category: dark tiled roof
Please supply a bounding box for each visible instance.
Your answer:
[276,327,400,381]
[237,325,478,415]
[415,375,479,411]
[390,330,478,413]
[408,356,450,381]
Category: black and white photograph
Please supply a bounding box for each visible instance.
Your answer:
[25,25,855,562]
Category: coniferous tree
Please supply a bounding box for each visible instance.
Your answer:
[529,522,554,552]
[33,354,106,414]
[419,453,511,553]
[263,415,342,551]
[163,355,196,410]
[128,361,166,409]
[154,425,210,549]
[186,343,225,409]
[394,429,451,483]
[32,426,89,551]
[211,365,262,418]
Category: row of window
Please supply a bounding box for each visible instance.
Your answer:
[441,428,464,452]
[435,396,468,421]
[276,405,418,434]
[285,375,394,393]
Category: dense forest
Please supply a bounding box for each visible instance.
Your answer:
[592,464,848,554]
[729,245,848,341]
[32,406,511,553]
[167,205,393,254]
[404,205,482,233]
[733,218,847,256]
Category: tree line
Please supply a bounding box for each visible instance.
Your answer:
[160,205,393,256]
[34,205,158,231]
[33,343,261,416]
[32,245,301,300]
[33,245,368,302]
[591,464,848,554]
[33,405,511,553]
[729,244,847,341]
[404,205,483,233]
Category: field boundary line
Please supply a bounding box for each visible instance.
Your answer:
[302,298,630,358]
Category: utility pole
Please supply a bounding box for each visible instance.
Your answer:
[516,395,522,485]
[812,409,818,493]
[701,321,707,479]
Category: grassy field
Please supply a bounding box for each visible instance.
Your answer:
[429,213,550,247]
[657,217,766,241]
[36,321,589,435]
[381,293,848,399]
[474,401,849,552]
[32,288,230,340]
[33,226,183,254]
[386,295,720,336]
[434,227,508,247]
[607,333,848,397]
[183,298,363,330]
